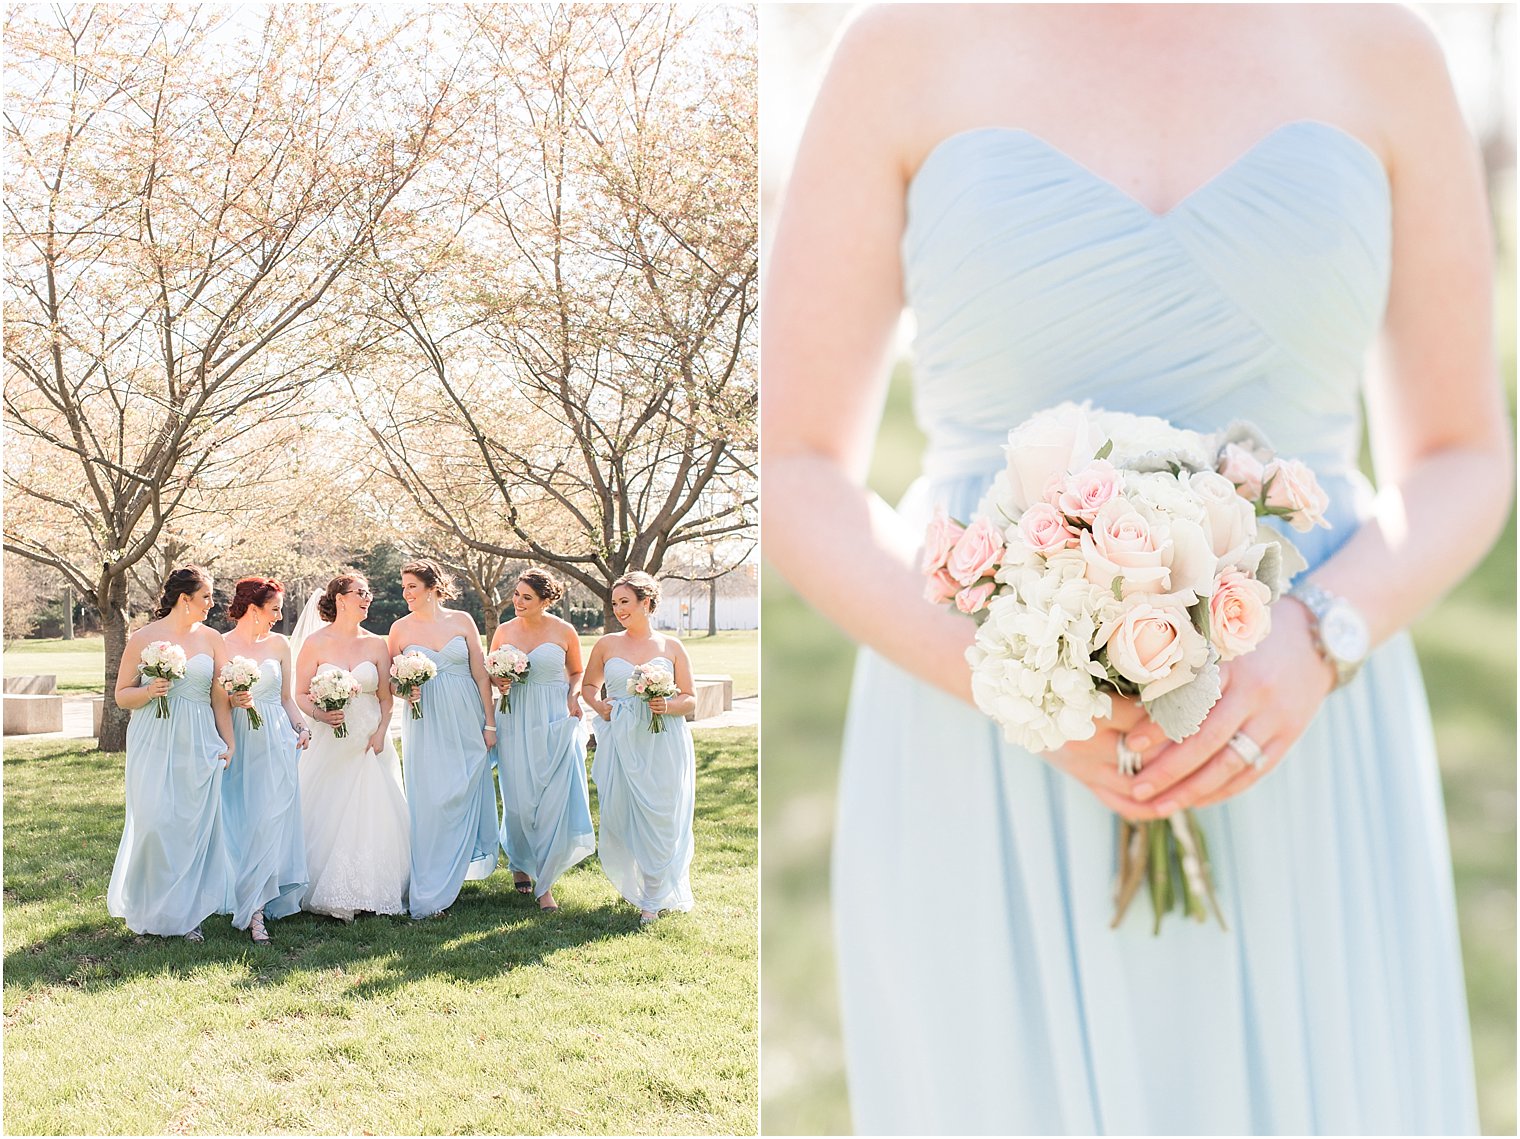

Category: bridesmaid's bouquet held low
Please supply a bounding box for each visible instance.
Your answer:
[922,402,1329,932]
[390,652,438,721]
[139,641,188,719]
[219,657,265,730]
[308,669,362,739]
[627,663,679,734]
[484,646,531,714]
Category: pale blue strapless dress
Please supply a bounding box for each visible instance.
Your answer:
[400,636,499,917]
[106,653,233,935]
[496,642,596,897]
[221,657,307,926]
[833,123,1479,1135]
[591,657,696,913]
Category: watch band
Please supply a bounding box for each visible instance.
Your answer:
[1288,582,1366,690]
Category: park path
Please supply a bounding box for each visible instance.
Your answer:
[15,694,758,744]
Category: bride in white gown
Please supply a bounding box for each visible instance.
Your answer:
[292,573,410,919]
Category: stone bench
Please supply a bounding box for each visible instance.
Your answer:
[692,674,734,711]
[686,679,730,722]
[4,693,64,735]
[4,674,58,695]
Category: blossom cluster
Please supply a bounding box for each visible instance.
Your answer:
[923,403,1326,752]
[140,640,189,719]
[627,662,679,735]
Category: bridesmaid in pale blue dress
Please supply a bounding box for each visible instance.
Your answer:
[489,568,595,911]
[763,6,1506,1134]
[107,566,235,942]
[582,572,697,925]
[388,558,499,919]
[220,576,309,944]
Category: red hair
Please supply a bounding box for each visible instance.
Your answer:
[228,576,285,621]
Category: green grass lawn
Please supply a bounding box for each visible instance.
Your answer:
[2,631,758,702]
[760,363,1517,1135]
[3,635,109,693]
[3,727,757,1135]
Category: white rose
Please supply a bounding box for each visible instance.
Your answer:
[1000,403,1100,513]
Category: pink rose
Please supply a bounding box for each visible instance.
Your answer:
[1208,568,1273,660]
[920,506,966,574]
[1080,497,1170,595]
[1098,601,1211,701]
[1218,442,1266,502]
[1055,459,1123,524]
[955,581,996,614]
[924,567,960,605]
[1017,502,1079,556]
[946,516,1005,586]
[1262,458,1331,532]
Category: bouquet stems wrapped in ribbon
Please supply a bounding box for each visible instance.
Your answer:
[922,402,1329,932]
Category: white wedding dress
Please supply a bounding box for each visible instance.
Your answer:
[298,660,411,919]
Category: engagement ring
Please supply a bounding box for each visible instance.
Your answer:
[1229,731,1267,769]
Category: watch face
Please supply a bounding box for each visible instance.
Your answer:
[1322,604,1370,664]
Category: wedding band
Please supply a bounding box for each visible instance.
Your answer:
[1229,731,1267,769]
[1116,738,1143,776]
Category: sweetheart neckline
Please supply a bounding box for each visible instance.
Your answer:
[404,634,468,655]
[907,119,1388,222]
[605,655,672,669]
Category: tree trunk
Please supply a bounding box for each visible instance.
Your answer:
[97,572,131,751]
[481,587,501,641]
[601,589,617,634]
[708,579,718,637]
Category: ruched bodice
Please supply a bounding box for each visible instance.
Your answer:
[519,642,568,686]
[151,653,214,702]
[903,121,1390,484]
[247,658,283,703]
[603,656,668,700]
[834,118,1477,1135]
[406,635,471,677]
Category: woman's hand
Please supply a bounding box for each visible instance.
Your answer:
[293,724,311,751]
[483,725,497,749]
[216,741,233,768]
[317,707,345,728]
[406,687,422,706]
[145,677,171,699]
[1123,600,1335,817]
[567,697,582,720]
[229,689,254,710]
[366,728,387,756]
[648,696,668,715]
[494,676,512,695]
[1042,697,1171,821]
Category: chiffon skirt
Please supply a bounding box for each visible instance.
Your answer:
[401,671,499,918]
[107,694,232,935]
[222,697,307,925]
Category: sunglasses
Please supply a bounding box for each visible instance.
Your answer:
[343,587,373,598]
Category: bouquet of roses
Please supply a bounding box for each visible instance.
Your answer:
[219,656,265,730]
[627,663,679,734]
[139,641,189,719]
[484,646,531,714]
[308,668,362,739]
[390,652,438,721]
[922,402,1328,932]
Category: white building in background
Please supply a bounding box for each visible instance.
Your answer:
[653,562,759,633]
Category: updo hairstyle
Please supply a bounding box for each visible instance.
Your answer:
[612,571,660,613]
[317,572,368,623]
[517,567,564,604]
[401,558,458,601]
[153,565,213,620]
[228,576,285,621]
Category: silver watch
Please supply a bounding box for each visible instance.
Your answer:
[1289,582,1369,689]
